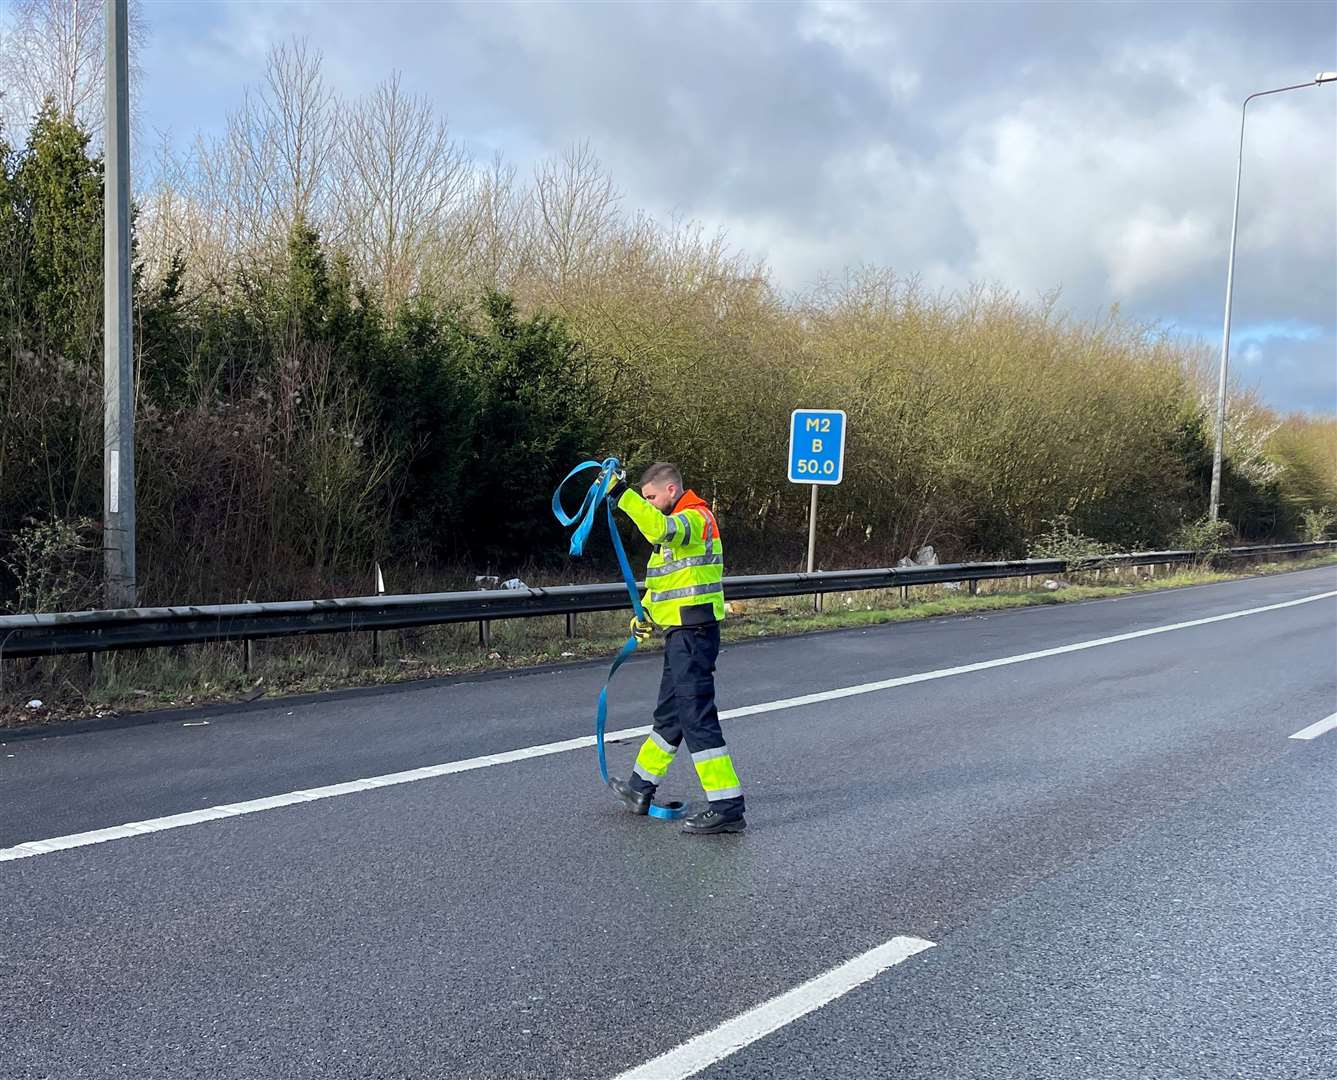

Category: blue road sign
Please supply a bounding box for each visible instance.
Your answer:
[788,409,847,485]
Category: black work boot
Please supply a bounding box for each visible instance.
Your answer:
[681,807,746,835]
[608,777,652,815]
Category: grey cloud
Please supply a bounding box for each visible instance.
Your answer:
[137,0,1337,411]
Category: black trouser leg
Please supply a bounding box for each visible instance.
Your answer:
[666,624,744,816]
[628,651,685,794]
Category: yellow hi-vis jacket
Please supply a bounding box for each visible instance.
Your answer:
[615,488,726,627]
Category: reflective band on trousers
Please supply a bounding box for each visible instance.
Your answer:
[634,732,677,781]
[649,581,724,603]
[646,552,724,578]
[692,745,741,798]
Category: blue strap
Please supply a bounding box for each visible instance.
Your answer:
[552,458,685,821]
[594,636,638,785]
[551,458,645,621]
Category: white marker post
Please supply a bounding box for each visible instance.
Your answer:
[372,561,386,664]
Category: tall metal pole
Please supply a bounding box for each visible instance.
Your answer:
[104,0,136,607]
[1209,74,1337,523]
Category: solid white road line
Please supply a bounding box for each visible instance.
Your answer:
[3,588,1333,863]
[720,589,1336,720]
[0,732,626,862]
[610,936,936,1080]
[1289,712,1337,741]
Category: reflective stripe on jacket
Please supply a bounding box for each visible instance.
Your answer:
[616,488,725,627]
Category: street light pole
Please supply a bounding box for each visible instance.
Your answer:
[1209,71,1337,524]
[104,0,136,607]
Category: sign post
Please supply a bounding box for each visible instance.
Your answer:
[788,409,847,610]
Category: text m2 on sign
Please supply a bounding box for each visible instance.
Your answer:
[788,409,847,485]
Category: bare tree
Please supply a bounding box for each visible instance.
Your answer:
[134,129,226,292]
[187,37,336,269]
[178,125,258,287]
[455,153,521,292]
[334,72,471,307]
[254,39,336,228]
[523,142,620,302]
[0,0,145,139]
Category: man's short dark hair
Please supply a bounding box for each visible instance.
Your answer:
[640,462,682,489]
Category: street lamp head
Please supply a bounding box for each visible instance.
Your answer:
[1316,72,1337,83]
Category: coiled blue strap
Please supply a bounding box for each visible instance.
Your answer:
[552,459,686,821]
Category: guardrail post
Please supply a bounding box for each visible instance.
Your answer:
[900,585,908,604]
[565,611,576,638]
[474,574,498,651]
[243,639,253,674]
[969,579,978,596]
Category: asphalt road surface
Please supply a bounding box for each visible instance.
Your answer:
[3,565,1334,1079]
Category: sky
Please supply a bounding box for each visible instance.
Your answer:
[123,1,1337,414]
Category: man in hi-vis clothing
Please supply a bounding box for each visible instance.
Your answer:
[605,461,746,835]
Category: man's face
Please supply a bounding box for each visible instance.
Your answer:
[641,481,679,513]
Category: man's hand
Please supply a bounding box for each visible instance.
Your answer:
[629,614,655,643]
[605,466,628,501]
